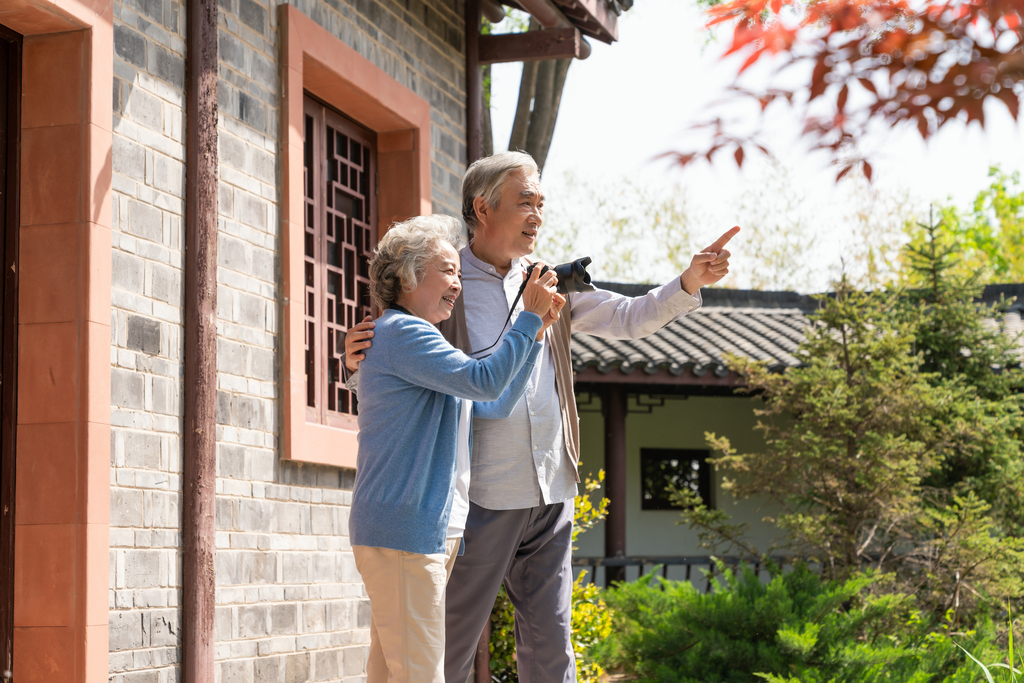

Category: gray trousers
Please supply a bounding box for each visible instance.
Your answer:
[444,500,576,683]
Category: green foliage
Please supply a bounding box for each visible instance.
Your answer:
[687,278,948,575]
[902,167,1024,287]
[487,471,611,682]
[592,563,1004,683]
[674,220,1024,619]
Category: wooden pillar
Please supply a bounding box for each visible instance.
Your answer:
[474,617,492,683]
[604,386,627,586]
[466,0,483,164]
[183,0,218,680]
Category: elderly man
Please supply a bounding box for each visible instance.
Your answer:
[345,151,737,683]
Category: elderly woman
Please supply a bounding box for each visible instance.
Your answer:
[349,214,561,683]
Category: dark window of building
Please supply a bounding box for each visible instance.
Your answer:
[303,95,376,425]
[640,448,712,510]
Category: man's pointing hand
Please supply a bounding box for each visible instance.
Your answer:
[680,226,740,294]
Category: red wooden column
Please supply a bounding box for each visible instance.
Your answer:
[465,0,482,164]
[182,0,218,680]
[604,386,627,586]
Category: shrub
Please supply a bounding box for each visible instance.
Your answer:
[592,562,1003,683]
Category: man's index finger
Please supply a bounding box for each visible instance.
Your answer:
[707,226,741,252]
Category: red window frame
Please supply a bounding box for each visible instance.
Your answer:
[303,95,376,428]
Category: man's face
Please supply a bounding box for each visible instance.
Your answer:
[474,170,544,264]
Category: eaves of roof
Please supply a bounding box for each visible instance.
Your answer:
[571,283,1024,386]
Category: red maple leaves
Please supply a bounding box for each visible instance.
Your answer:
[673,0,1024,179]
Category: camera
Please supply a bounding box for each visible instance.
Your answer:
[524,256,595,295]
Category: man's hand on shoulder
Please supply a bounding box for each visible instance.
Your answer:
[680,226,740,294]
[344,315,375,373]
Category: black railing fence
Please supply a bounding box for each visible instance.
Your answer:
[572,555,803,592]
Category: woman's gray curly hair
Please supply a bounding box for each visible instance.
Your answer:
[369,214,463,311]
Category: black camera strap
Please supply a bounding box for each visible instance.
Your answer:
[466,271,535,358]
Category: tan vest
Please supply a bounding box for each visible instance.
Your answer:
[438,269,581,483]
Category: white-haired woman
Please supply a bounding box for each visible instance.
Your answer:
[348,214,563,683]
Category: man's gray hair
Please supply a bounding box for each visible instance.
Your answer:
[369,214,463,311]
[461,151,539,236]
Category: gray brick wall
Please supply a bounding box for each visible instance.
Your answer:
[111,0,468,679]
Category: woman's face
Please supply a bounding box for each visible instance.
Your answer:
[397,242,462,324]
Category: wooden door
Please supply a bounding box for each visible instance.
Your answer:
[0,23,20,683]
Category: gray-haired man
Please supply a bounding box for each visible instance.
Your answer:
[345,151,738,683]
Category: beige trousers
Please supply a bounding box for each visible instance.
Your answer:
[354,539,460,683]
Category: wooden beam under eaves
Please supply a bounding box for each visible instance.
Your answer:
[478,28,581,64]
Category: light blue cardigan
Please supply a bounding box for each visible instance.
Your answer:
[349,308,543,555]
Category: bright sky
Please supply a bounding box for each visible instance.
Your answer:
[487,0,1024,291]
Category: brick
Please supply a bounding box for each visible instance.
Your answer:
[238,91,266,131]
[125,550,160,588]
[127,315,161,355]
[220,234,249,272]
[150,611,179,646]
[217,390,233,424]
[128,0,163,22]
[239,0,267,34]
[282,553,309,584]
[314,651,339,681]
[271,604,297,635]
[239,193,267,231]
[250,347,274,380]
[115,24,147,68]
[235,396,265,430]
[112,368,146,409]
[237,293,265,328]
[221,133,247,170]
[127,199,163,242]
[284,653,310,683]
[114,136,146,181]
[126,431,161,469]
[111,488,145,527]
[124,669,160,683]
[219,443,246,479]
[113,251,145,293]
[216,497,234,530]
[215,606,233,641]
[342,646,365,676]
[303,602,326,633]
[216,550,243,585]
[151,375,178,415]
[127,88,162,131]
[220,32,246,72]
[244,551,277,584]
[154,156,184,196]
[153,45,184,89]
[153,262,182,305]
[219,183,234,217]
[254,657,280,683]
[238,605,269,638]
[221,659,249,683]
[218,339,248,375]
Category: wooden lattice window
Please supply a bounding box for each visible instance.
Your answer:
[303,95,376,426]
[640,448,712,510]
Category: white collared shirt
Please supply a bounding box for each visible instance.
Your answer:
[460,246,702,510]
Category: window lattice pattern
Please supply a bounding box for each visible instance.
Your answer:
[303,96,376,425]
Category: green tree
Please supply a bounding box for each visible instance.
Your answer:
[675,263,1024,618]
[901,167,1024,287]
[686,279,950,576]
[901,214,1024,534]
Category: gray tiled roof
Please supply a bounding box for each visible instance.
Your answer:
[571,283,1024,381]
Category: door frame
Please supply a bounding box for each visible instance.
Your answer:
[0,21,21,682]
